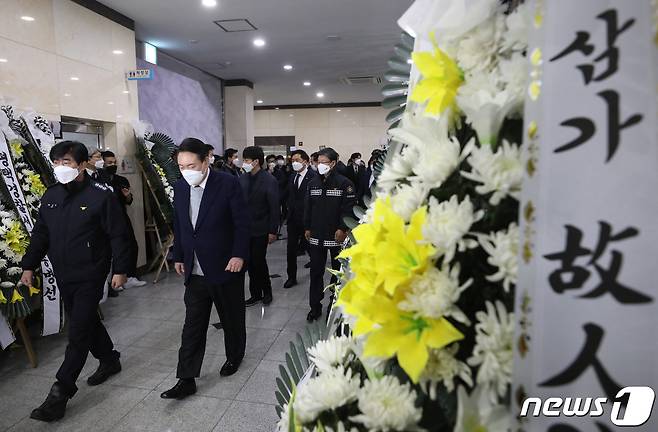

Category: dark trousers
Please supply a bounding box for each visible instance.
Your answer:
[56,280,118,396]
[309,244,341,313]
[248,235,272,300]
[286,219,306,281]
[177,274,246,378]
[125,214,139,278]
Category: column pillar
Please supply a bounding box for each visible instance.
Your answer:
[224,80,254,152]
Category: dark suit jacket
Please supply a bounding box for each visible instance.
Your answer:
[287,168,316,225]
[346,164,367,200]
[239,169,280,237]
[172,170,250,284]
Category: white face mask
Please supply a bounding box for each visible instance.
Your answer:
[181,169,206,186]
[54,165,80,184]
[317,163,331,175]
[292,161,304,172]
[242,161,254,173]
[94,160,104,169]
[277,159,285,166]
[232,158,243,168]
[268,162,276,170]
[209,156,215,164]
[354,159,362,166]
[310,164,318,172]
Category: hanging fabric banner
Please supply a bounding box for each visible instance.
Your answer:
[0,317,15,349]
[20,112,55,170]
[513,0,658,430]
[0,125,61,336]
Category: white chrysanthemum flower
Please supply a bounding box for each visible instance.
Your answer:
[399,265,471,325]
[501,2,529,52]
[351,376,422,432]
[457,72,519,145]
[0,258,7,269]
[423,195,483,263]
[455,14,505,73]
[1,281,14,289]
[390,183,429,222]
[276,402,292,432]
[454,385,509,432]
[467,301,514,403]
[479,223,519,292]
[461,140,523,205]
[307,335,355,373]
[421,344,473,397]
[497,52,528,118]
[377,149,416,194]
[7,266,22,276]
[309,422,360,432]
[294,367,360,424]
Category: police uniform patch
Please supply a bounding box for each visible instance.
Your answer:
[80,206,88,211]
[92,182,109,192]
[346,186,354,193]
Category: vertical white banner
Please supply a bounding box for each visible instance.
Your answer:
[514,1,658,431]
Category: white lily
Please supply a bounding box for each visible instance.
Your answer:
[453,385,510,432]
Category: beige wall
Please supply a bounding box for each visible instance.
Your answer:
[254,106,389,160]
[0,0,146,267]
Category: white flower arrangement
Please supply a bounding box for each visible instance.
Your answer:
[467,301,514,403]
[453,385,509,432]
[479,223,520,292]
[421,343,473,396]
[294,367,361,424]
[350,376,422,432]
[307,335,356,374]
[461,140,523,205]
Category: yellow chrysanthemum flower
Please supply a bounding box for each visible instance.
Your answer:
[26,172,46,197]
[5,221,29,256]
[11,288,24,303]
[0,289,6,304]
[9,139,24,157]
[28,285,40,296]
[410,36,463,117]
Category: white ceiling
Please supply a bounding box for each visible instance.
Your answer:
[99,0,412,105]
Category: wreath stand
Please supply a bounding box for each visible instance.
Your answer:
[13,317,37,368]
[140,167,173,284]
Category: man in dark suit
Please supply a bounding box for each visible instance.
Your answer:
[161,138,250,400]
[346,152,367,203]
[284,149,315,288]
[239,146,280,306]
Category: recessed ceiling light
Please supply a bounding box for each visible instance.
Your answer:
[316,92,324,98]
[122,90,130,94]
[283,64,293,71]
[70,76,79,81]
[189,39,199,44]
[112,49,123,55]
[64,93,71,97]
[107,101,114,105]
[256,100,263,104]
[0,58,7,63]
[253,38,266,47]
[289,114,294,117]
[21,16,35,22]
[336,109,341,112]
[326,35,341,41]
[275,107,280,110]
[303,81,311,86]
[202,0,217,7]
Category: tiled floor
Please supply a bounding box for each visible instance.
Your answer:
[0,234,317,432]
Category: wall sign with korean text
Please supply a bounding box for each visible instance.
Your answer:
[513,1,658,431]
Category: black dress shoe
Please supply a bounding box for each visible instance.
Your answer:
[306,308,322,322]
[160,379,196,399]
[263,296,273,305]
[283,279,297,289]
[245,296,262,307]
[30,382,69,422]
[220,359,242,377]
[87,356,121,386]
[304,262,311,269]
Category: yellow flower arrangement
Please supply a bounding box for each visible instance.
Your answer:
[9,139,24,157]
[25,172,46,197]
[409,34,464,117]
[4,221,29,257]
[337,198,464,382]
[0,289,6,304]
[11,288,24,303]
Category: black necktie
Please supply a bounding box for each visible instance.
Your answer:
[294,174,301,189]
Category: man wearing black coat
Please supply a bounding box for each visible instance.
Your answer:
[284,149,316,288]
[240,146,280,306]
[161,138,251,400]
[21,141,130,422]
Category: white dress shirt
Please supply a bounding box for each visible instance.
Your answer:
[190,171,209,276]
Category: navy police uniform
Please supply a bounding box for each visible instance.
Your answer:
[304,170,355,315]
[21,173,130,397]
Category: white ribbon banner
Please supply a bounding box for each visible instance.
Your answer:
[0,129,61,336]
[513,1,658,431]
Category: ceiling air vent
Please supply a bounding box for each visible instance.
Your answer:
[339,75,382,85]
[214,19,257,32]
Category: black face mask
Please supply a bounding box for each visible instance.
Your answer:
[105,165,118,175]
